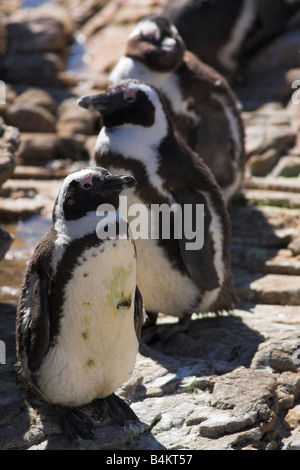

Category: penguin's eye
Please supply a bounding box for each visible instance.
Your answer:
[124,95,136,103]
[82,182,93,190]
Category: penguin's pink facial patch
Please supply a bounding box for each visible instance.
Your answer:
[78,172,105,190]
[111,86,136,103]
[123,87,136,103]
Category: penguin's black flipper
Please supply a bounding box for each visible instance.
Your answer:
[172,187,219,292]
[26,272,50,371]
[134,284,144,340]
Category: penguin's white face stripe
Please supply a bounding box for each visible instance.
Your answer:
[128,20,161,41]
[54,168,106,221]
[95,82,172,200]
[217,0,258,71]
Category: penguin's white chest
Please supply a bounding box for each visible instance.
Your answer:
[36,239,138,406]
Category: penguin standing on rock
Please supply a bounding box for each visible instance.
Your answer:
[16,167,143,440]
[78,80,235,329]
[109,16,245,204]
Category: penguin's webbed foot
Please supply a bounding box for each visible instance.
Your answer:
[93,393,139,426]
[56,406,94,441]
[142,311,158,329]
[142,315,191,345]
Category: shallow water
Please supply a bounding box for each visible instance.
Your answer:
[0,216,52,305]
[22,0,53,8]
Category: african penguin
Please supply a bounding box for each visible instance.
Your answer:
[78,79,235,327]
[162,0,300,78]
[16,167,143,440]
[109,16,245,204]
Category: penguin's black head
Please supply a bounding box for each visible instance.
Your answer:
[125,15,185,72]
[78,79,170,130]
[54,167,136,221]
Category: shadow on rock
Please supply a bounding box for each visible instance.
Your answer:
[141,313,264,377]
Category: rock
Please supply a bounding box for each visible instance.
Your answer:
[0,0,21,16]
[282,404,300,450]
[13,88,58,115]
[244,189,300,209]
[2,52,65,87]
[0,84,17,119]
[0,154,15,187]
[56,97,98,136]
[55,135,90,161]
[270,156,300,177]
[0,228,13,261]
[57,0,109,26]
[277,372,300,409]
[204,367,278,439]
[0,118,19,186]
[16,133,58,166]
[16,131,90,166]
[0,197,44,222]
[285,404,300,429]
[243,104,297,159]
[6,104,56,133]
[251,339,300,373]
[246,149,280,177]
[288,235,300,256]
[84,24,134,74]
[5,7,73,54]
[1,6,74,86]
[234,270,300,305]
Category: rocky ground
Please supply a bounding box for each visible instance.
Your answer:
[0,0,300,451]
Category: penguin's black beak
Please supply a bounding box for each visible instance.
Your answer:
[98,174,136,194]
[78,92,116,112]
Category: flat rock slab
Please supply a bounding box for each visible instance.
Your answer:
[234,270,300,305]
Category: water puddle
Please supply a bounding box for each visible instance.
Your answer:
[22,0,53,8]
[67,32,88,73]
[0,216,52,305]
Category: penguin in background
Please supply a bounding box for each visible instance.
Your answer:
[109,15,245,204]
[78,79,235,331]
[162,0,300,79]
[16,167,143,440]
